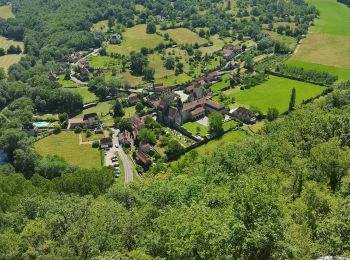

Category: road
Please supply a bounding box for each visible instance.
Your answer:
[104,129,134,185]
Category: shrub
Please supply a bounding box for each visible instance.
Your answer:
[92,140,100,148]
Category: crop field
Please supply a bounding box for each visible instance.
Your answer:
[35,132,101,169]
[161,28,207,45]
[67,87,97,104]
[0,5,14,19]
[106,24,167,55]
[290,0,350,73]
[226,76,324,114]
[0,54,24,72]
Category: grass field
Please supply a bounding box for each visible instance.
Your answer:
[91,20,109,32]
[160,28,207,45]
[199,35,226,54]
[226,76,325,114]
[0,36,24,50]
[35,132,101,169]
[58,76,81,87]
[264,30,297,50]
[75,101,114,126]
[0,5,14,19]
[67,87,98,104]
[149,54,174,79]
[106,24,167,55]
[183,122,208,136]
[285,60,350,80]
[194,130,246,156]
[87,55,121,69]
[123,106,136,118]
[155,73,193,87]
[290,0,350,71]
[0,54,24,72]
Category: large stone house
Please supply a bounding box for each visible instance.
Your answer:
[229,107,256,124]
[221,44,243,61]
[68,113,100,129]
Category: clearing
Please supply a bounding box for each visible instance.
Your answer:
[91,20,109,32]
[67,87,98,104]
[106,24,167,55]
[35,132,101,169]
[0,5,14,19]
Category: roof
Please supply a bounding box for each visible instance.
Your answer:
[131,116,144,129]
[69,118,84,124]
[191,107,205,117]
[83,113,98,121]
[205,99,225,110]
[230,107,254,117]
[135,151,151,164]
[100,137,113,145]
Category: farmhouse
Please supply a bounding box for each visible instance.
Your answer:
[100,137,113,149]
[118,130,133,147]
[135,151,152,167]
[68,113,100,129]
[229,107,256,124]
[221,44,243,61]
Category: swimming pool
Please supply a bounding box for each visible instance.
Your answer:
[33,121,49,128]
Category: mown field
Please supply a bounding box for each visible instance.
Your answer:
[160,28,207,45]
[106,24,167,55]
[0,5,14,19]
[289,0,350,75]
[224,76,325,114]
[35,132,101,169]
[0,36,24,50]
[0,54,24,73]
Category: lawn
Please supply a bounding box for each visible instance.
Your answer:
[290,0,350,70]
[67,87,98,104]
[227,76,325,114]
[210,75,231,91]
[160,28,207,45]
[105,71,145,87]
[0,54,24,73]
[285,60,350,80]
[106,24,167,55]
[35,132,101,169]
[91,20,109,32]
[58,76,81,87]
[183,122,208,136]
[0,5,14,19]
[194,130,246,156]
[81,133,106,142]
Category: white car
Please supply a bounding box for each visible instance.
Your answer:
[115,144,119,148]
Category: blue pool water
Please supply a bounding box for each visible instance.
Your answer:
[33,121,49,127]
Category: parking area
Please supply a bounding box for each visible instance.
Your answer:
[103,129,121,178]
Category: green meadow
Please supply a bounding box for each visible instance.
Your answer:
[226,76,325,114]
[0,5,14,19]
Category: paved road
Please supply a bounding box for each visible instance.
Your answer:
[104,129,134,185]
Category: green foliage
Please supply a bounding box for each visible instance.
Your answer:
[208,112,224,135]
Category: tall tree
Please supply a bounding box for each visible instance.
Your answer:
[288,87,296,111]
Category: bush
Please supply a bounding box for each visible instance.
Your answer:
[53,125,61,134]
[92,140,100,148]
[74,126,82,133]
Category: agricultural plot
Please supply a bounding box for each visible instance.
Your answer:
[160,28,207,45]
[0,5,14,19]
[35,132,102,169]
[106,24,167,55]
[290,0,350,74]
[225,76,325,114]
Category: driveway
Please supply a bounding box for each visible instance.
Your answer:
[104,129,134,185]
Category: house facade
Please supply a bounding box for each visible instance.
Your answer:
[229,107,256,124]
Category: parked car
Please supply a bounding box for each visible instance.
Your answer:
[115,144,119,148]
[113,163,119,167]
[111,158,117,162]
